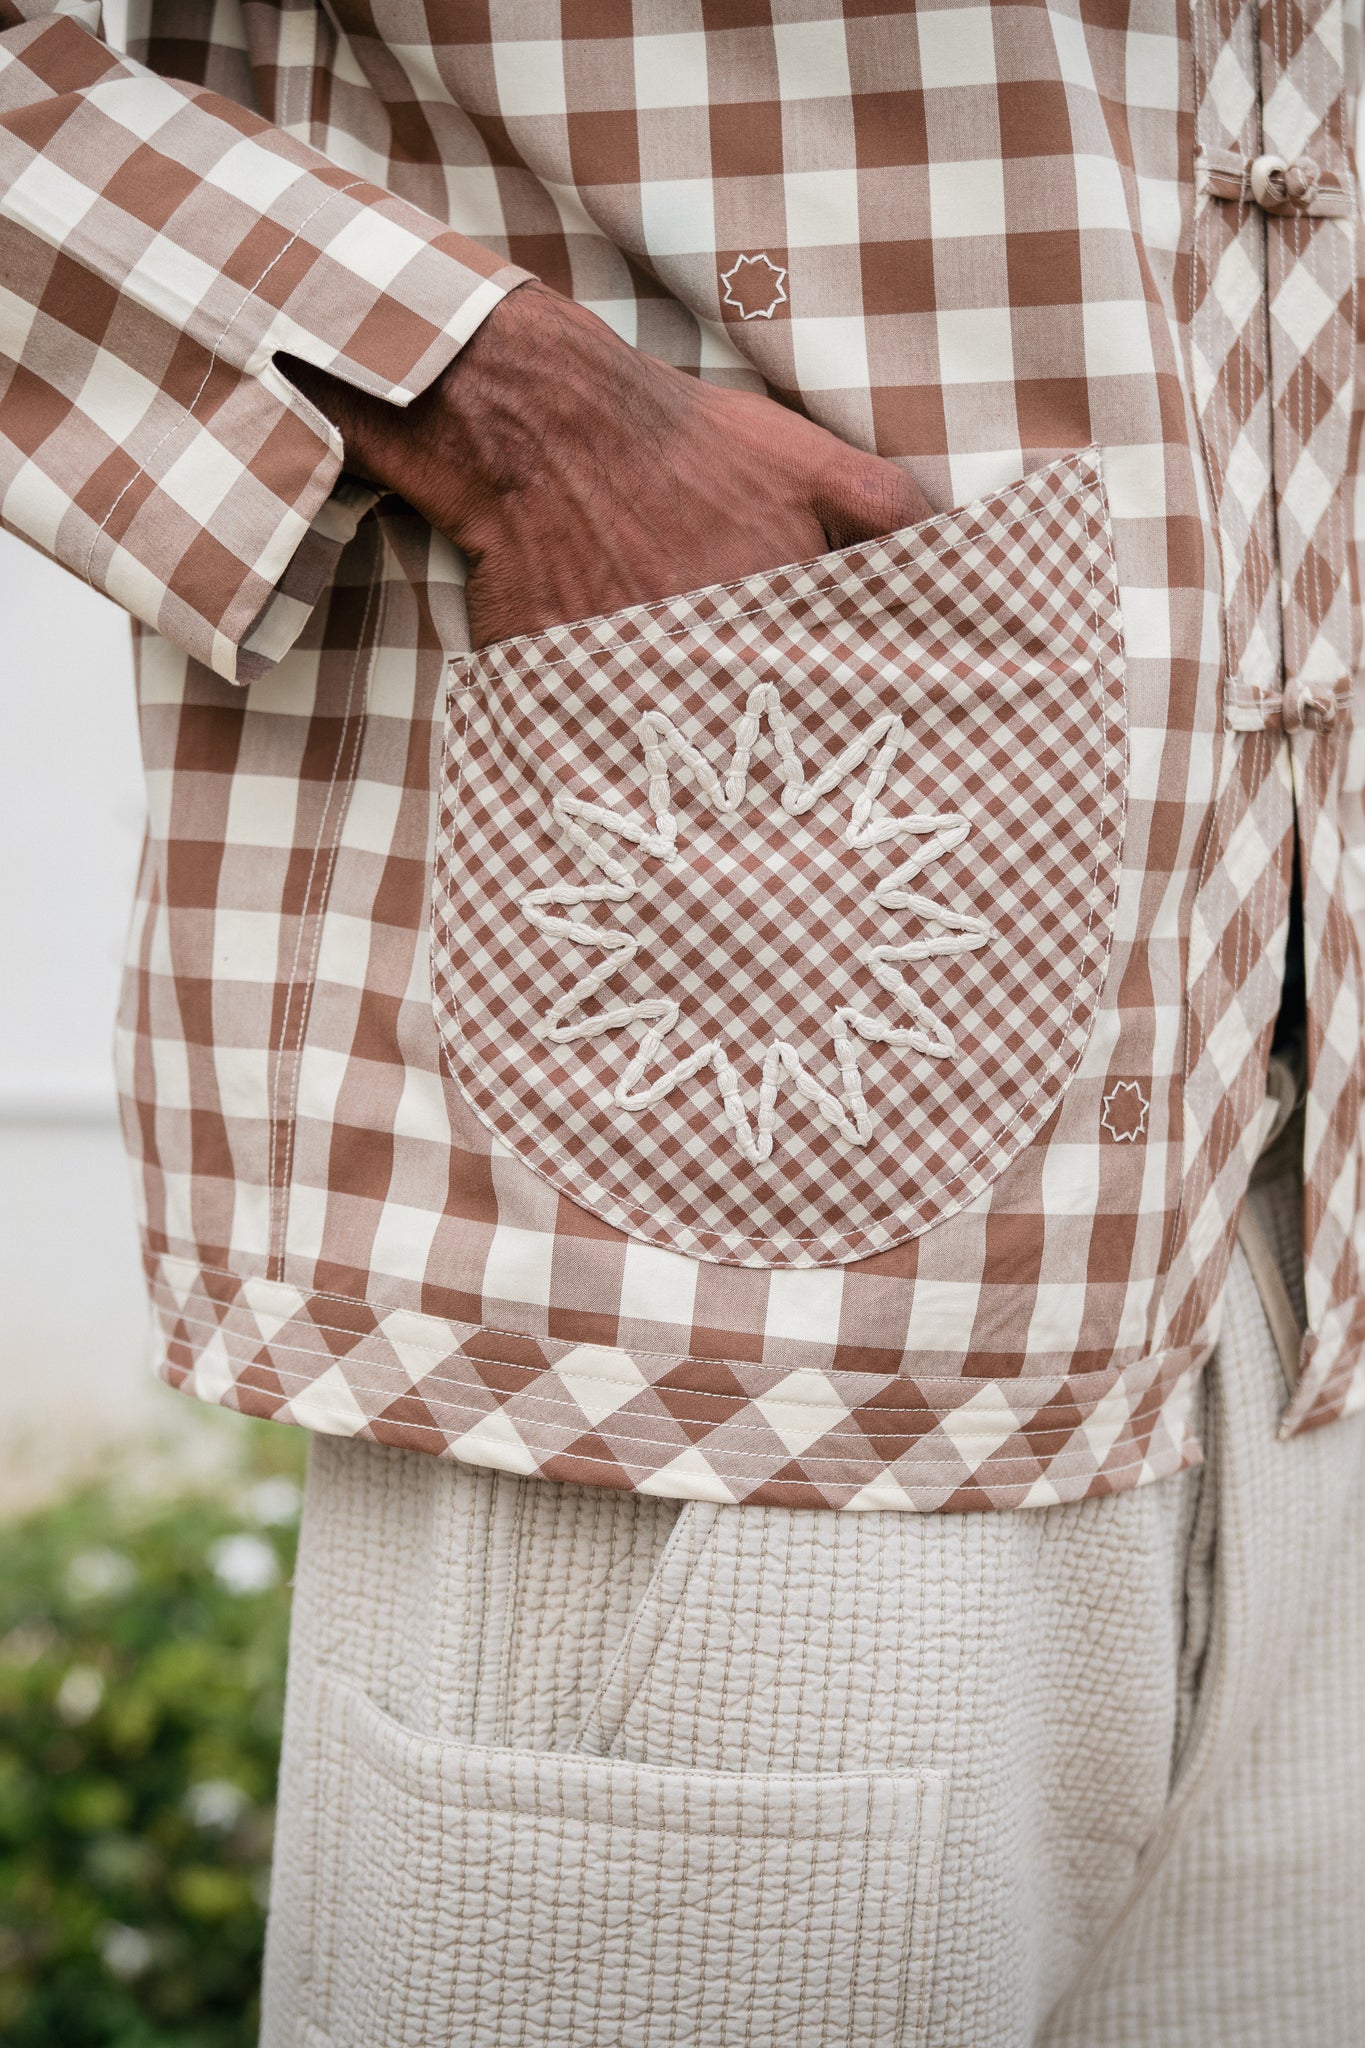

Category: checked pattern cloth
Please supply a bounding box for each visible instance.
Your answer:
[434,454,1126,1269]
[3,0,1365,1509]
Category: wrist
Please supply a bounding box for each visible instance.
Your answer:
[421,279,621,517]
[276,278,560,538]
[280,280,683,559]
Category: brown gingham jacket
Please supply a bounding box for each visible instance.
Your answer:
[3,0,1363,1510]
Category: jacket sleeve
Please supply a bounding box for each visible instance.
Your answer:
[0,0,529,681]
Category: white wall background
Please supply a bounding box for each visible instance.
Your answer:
[0,531,202,1508]
[0,532,143,1117]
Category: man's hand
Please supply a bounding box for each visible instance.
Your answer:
[281,281,930,648]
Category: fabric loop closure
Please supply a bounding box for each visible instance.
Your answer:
[1249,153,1321,214]
[1280,678,1338,734]
[1198,146,1353,217]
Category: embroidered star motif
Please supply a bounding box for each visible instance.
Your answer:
[1101,1080,1149,1143]
[720,251,789,320]
[516,686,994,1168]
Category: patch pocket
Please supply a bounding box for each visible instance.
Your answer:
[301,1671,948,2048]
[432,448,1126,1268]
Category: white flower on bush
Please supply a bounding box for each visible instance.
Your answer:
[100,1923,153,1981]
[1,1620,55,1667]
[66,1547,138,1601]
[207,1532,280,1595]
[55,1663,104,1725]
[184,1778,252,1830]
[243,1476,302,1527]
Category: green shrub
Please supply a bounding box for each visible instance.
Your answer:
[0,1424,306,2047]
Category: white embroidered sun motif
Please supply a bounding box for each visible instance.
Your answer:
[515,685,995,1168]
[1101,1080,1149,1143]
[720,251,789,320]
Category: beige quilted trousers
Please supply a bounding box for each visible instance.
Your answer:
[260,1172,1365,2047]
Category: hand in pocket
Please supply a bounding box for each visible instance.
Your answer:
[282,279,930,645]
[434,452,1127,1267]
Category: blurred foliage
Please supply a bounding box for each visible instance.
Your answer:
[0,1421,306,2047]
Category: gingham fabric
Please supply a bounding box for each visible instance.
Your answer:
[4,0,1365,1510]
[0,2,525,680]
[434,452,1127,1268]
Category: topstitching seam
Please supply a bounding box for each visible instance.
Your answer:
[450,472,1093,689]
[84,179,365,586]
[267,541,384,1274]
[148,1280,1179,1388]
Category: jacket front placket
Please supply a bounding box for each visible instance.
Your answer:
[1190,0,1365,1424]
[1257,0,1365,1426]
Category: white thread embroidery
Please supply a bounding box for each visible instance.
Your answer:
[515,684,993,1168]
[720,251,789,320]
[1101,1081,1149,1143]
